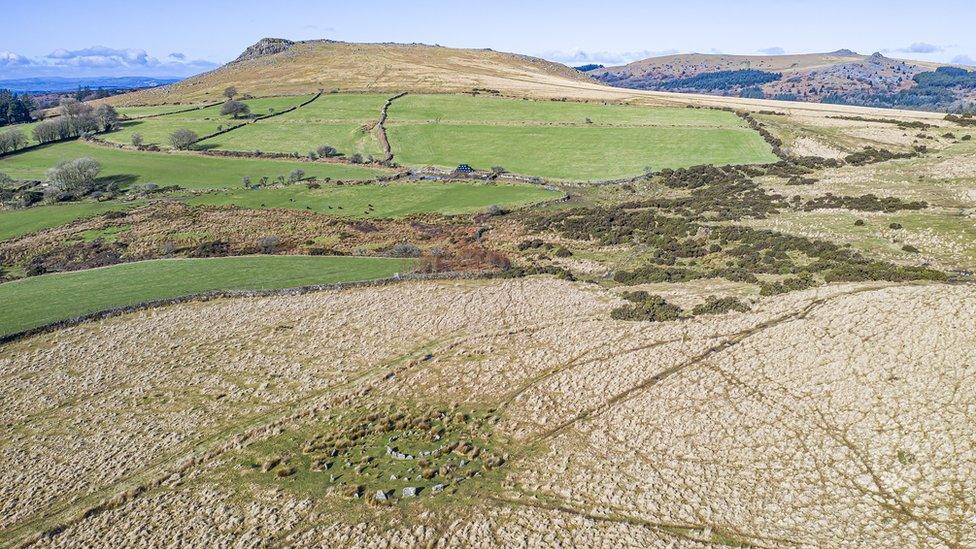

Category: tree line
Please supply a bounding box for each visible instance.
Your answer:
[0,89,34,126]
[31,98,119,144]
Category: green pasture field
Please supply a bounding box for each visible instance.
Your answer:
[389,124,777,180]
[0,201,139,241]
[116,103,215,119]
[0,141,385,189]
[102,95,315,146]
[198,93,389,156]
[186,180,561,218]
[383,94,778,180]
[389,94,746,126]
[0,255,414,336]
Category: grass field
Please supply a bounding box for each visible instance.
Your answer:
[389,124,776,180]
[390,95,742,125]
[103,96,315,146]
[0,141,385,189]
[198,93,388,157]
[117,104,215,119]
[0,201,140,241]
[186,181,561,217]
[0,255,413,336]
[385,95,778,180]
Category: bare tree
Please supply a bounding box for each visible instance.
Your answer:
[131,133,144,147]
[287,168,305,182]
[32,118,72,143]
[223,86,238,99]
[0,129,28,153]
[59,97,92,118]
[94,104,120,131]
[46,157,102,197]
[169,129,198,150]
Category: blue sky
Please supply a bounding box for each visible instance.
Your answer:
[2,0,974,79]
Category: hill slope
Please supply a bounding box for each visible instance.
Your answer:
[109,39,595,105]
[592,50,976,111]
[104,39,950,121]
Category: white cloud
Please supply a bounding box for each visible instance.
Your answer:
[540,48,679,66]
[47,46,155,68]
[951,54,975,67]
[885,42,944,54]
[758,47,785,55]
[0,46,218,78]
[0,51,31,66]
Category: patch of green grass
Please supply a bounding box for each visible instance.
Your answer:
[391,95,742,126]
[226,403,505,505]
[389,124,777,180]
[199,94,389,157]
[0,141,385,189]
[103,96,314,146]
[76,225,129,243]
[116,104,213,119]
[382,94,776,180]
[203,123,383,157]
[186,181,561,218]
[0,201,138,241]
[0,255,413,336]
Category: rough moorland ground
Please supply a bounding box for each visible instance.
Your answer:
[1,277,972,547]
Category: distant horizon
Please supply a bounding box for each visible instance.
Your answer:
[3,0,974,79]
[3,41,973,86]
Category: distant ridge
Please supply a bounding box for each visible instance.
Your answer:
[591,50,976,111]
[0,76,180,94]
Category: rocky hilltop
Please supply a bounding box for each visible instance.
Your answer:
[592,50,976,111]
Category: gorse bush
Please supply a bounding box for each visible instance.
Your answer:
[387,243,422,258]
[691,296,750,315]
[801,193,927,212]
[316,145,340,157]
[611,292,684,322]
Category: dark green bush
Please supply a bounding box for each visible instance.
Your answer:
[691,296,750,316]
[611,294,683,322]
